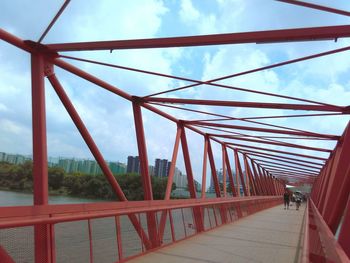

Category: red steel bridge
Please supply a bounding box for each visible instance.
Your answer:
[0,1,349,262]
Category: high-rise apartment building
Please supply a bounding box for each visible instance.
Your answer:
[126,156,140,173]
[154,158,171,177]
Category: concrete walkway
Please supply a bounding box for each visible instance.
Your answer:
[128,204,306,263]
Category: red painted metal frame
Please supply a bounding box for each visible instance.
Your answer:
[201,136,209,198]
[132,101,159,248]
[278,0,350,17]
[223,145,237,196]
[145,45,350,99]
[31,53,52,263]
[38,0,71,43]
[302,199,350,262]
[145,97,346,112]
[308,124,350,258]
[234,149,248,196]
[47,25,350,51]
[1,6,350,261]
[0,246,15,263]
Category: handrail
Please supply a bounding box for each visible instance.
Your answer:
[0,196,280,229]
[0,197,281,263]
[303,199,350,263]
[301,200,309,263]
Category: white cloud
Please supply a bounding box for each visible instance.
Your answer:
[1,0,350,188]
[179,0,200,23]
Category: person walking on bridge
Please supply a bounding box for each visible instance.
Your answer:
[283,190,290,210]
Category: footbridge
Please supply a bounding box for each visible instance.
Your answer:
[0,1,349,262]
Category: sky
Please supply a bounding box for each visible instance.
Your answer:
[1,0,350,186]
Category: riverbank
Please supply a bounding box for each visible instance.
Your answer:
[0,161,173,201]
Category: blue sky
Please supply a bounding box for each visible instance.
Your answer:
[1,0,350,185]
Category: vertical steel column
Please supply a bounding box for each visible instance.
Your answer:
[233,151,241,197]
[272,176,278,196]
[207,136,221,197]
[207,138,227,223]
[267,173,275,195]
[270,176,277,195]
[248,162,259,195]
[257,165,267,195]
[201,136,209,199]
[312,169,324,203]
[223,146,237,196]
[159,126,181,241]
[252,163,265,195]
[222,144,227,197]
[31,53,51,263]
[243,154,256,196]
[180,125,204,232]
[261,168,268,195]
[317,158,334,210]
[251,160,262,195]
[115,216,123,261]
[164,125,182,199]
[243,155,250,196]
[132,101,159,248]
[263,169,273,195]
[234,150,247,196]
[180,125,197,199]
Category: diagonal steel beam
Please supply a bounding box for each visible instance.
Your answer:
[277,0,350,17]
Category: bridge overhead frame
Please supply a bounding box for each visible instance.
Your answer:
[0,2,350,263]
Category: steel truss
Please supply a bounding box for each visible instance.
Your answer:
[0,1,349,262]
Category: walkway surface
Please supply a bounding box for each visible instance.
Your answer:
[128,204,306,263]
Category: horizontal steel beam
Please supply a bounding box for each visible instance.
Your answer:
[145,97,347,112]
[196,122,337,138]
[242,150,324,168]
[258,164,319,176]
[226,142,327,161]
[47,25,350,51]
[224,137,331,153]
[252,158,320,172]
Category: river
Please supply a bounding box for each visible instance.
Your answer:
[0,189,103,206]
[0,190,195,263]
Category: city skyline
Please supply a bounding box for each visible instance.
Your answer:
[0,151,191,189]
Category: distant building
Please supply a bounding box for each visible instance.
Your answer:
[208,169,234,193]
[173,168,187,189]
[127,156,140,174]
[154,158,171,177]
[148,165,155,176]
[0,152,31,165]
[0,152,126,175]
[110,162,126,174]
[194,179,201,192]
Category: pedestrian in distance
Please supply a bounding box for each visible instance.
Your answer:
[295,197,301,211]
[283,190,290,210]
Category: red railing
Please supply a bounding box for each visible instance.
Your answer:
[0,196,281,263]
[302,200,349,263]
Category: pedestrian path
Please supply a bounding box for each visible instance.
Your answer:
[128,203,306,263]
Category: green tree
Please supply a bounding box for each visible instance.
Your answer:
[48,167,65,190]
